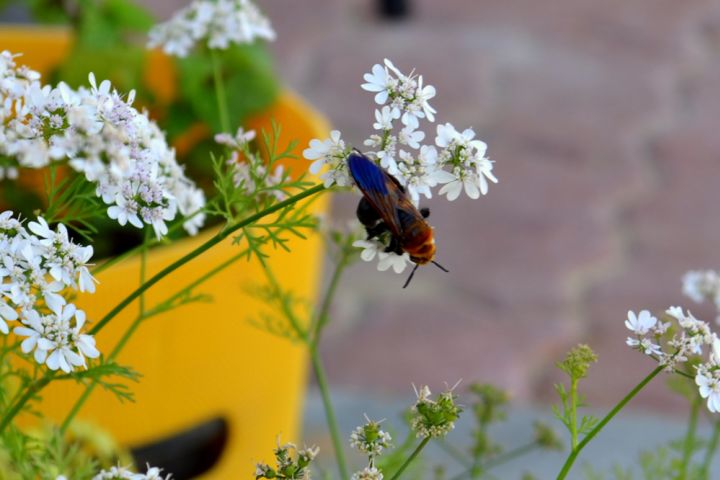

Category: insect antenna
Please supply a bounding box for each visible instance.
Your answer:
[403,263,420,289]
[431,260,449,272]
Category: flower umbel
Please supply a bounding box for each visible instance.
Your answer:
[350,415,393,458]
[147,0,275,58]
[683,269,720,324]
[0,212,100,372]
[556,344,598,380]
[92,464,171,480]
[303,58,497,275]
[351,466,384,480]
[255,439,319,479]
[410,384,462,439]
[0,53,206,239]
[624,299,720,413]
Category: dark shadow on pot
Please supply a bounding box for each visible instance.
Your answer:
[130,416,228,479]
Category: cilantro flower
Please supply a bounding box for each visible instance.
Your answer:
[304,130,351,187]
[0,212,100,372]
[410,384,462,439]
[147,0,275,58]
[350,416,392,457]
[0,53,207,239]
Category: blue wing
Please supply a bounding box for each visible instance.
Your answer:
[347,151,404,237]
[347,152,388,195]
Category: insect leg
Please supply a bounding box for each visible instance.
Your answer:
[365,222,389,240]
[385,235,404,255]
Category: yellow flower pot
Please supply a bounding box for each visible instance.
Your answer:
[1,26,329,477]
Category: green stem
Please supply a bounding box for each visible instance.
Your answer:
[556,365,663,480]
[211,49,230,133]
[389,437,431,480]
[0,185,325,433]
[701,420,720,479]
[90,184,324,336]
[310,346,349,480]
[91,207,206,276]
[309,242,352,347]
[679,395,701,478]
[570,377,579,450]
[60,247,251,433]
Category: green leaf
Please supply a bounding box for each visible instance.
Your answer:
[103,0,154,32]
[76,2,122,50]
[53,44,147,96]
[26,0,70,24]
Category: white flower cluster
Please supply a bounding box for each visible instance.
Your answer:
[625,308,720,412]
[92,464,170,480]
[683,269,720,324]
[351,466,384,480]
[0,52,206,239]
[304,58,497,203]
[349,416,392,457]
[147,0,275,58]
[303,58,497,274]
[0,212,99,373]
[305,130,351,189]
[215,127,286,202]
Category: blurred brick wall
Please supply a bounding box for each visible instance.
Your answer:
[101,0,720,410]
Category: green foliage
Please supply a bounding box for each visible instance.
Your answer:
[552,382,599,438]
[43,166,105,241]
[62,361,141,404]
[0,421,133,480]
[553,344,600,451]
[468,383,509,460]
[25,0,71,24]
[175,44,278,135]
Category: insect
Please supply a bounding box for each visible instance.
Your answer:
[347,150,448,288]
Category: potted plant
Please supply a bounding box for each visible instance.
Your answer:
[0,2,330,476]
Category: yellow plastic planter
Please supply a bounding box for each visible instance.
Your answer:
[1,26,328,477]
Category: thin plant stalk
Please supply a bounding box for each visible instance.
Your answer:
[555,365,663,480]
[303,240,355,478]
[91,207,206,276]
[211,49,231,133]
[569,377,579,450]
[309,239,353,347]
[389,437,431,480]
[90,184,324,336]
[701,420,720,479]
[0,184,326,433]
[310,346,349,480]
[679,395,701,478]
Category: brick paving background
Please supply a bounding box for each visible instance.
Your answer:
[154,0,720,412]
